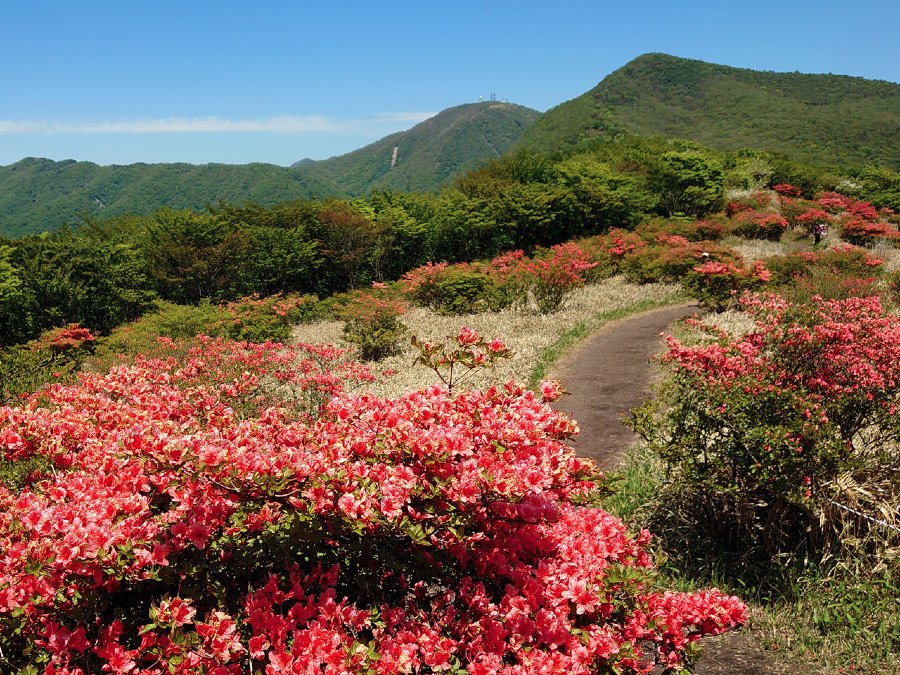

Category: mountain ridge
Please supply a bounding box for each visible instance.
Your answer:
[513,53,900,169]
[0,102,539,238]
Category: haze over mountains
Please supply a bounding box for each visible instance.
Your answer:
[2,53,899,239]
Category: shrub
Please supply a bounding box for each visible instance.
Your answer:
[524,242,597,313]
[621,242,742,285]
[216,293,317,343]
[633,292,900,556]
[729,210,789,240]
[839,219,900,247]
[765,244,884,290]
[792,208,831,234]
[680,260,770,311]
[773,183,802,197]
[725,191,773,216]
[402,261,514,315]
[0,349,746,673]
[635,217,726,242]
[339,288,408,361]
[815,191,854,213]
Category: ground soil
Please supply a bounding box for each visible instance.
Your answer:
[547,303,812,675]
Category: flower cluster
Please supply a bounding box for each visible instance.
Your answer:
[0,337,745,673]
[647,292,900,514]
[729,210,790,241]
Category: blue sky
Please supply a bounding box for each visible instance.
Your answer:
[2,1,898,167]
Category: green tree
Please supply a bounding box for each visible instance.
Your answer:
[650,150,725,217]
[143,208,250,304]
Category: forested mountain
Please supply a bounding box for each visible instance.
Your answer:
[0,102,538,239]
[294,102,540,195]
[514,53,900,170]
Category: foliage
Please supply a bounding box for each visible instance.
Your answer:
[649,151,726,218]
[411,326,514,396]
[514,52,900,171]
[728,210,790,240]
[144,208,250,304]
[631,292,900,558]
[339,287,408,361]
[0,338,745,673]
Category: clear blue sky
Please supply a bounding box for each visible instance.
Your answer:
[2,0,897,167]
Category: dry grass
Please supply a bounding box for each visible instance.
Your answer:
[292,276,683,398]
[723,236,798,262]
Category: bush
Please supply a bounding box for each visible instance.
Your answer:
[0,348,746,673]
[633,292,900,557]
[680,260,770,311]
[524,242,598,313]
[765,244,885,291]
[729,210,789,240]
[339,288,408,361]
[402,261,514,315]
[216,293,317,343]
[839,219,900,247]
[620,242,742,285]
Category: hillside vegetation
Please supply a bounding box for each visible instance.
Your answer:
[0,102,538,239]
[295,102,540,195]
[515,52,900,170]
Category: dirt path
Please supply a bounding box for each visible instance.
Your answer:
[548,303,697,469]
[548,303,807,675]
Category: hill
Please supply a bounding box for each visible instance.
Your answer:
[296,102,540,194]
[0,102,538,239]
[514,53,900,170]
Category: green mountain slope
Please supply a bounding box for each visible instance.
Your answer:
[297,102,540,194]
[0,102,538,239]
[515,53,900,170]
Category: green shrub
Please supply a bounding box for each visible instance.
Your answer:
[402,262,514,315]
[339,289,408,361]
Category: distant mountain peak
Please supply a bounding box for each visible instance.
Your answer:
[515,53,900,169]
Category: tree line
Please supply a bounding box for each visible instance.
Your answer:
[1,137,898,348]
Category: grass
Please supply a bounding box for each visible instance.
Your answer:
[292,276,685,398]
[603,441,900,674]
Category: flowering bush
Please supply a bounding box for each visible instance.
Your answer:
[0,343,746,673]
[340,289,408,361]
[524,243,598,313]
[216,293,317,343]
[633,292,900,553]
[0,325,97,406]
[620,242,742,285]
[838,219,900,247]
[814,191,854,214]
[680,260,770,311]
[773,184,802,197]
[793,208,831,234]
[725,191,773,216]
[729,211,789,241]
[634,218,726,242]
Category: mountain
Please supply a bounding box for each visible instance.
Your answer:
[514,53,900,170]
[296,102,540,194]
[0,102,538,239]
